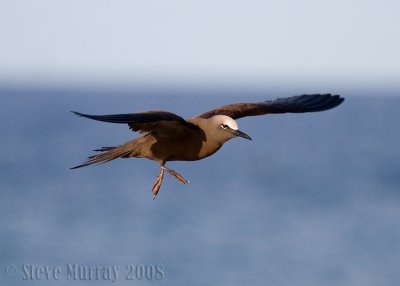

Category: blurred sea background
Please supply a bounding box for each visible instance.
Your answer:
[1,1,400,285]
[1,85,399,285]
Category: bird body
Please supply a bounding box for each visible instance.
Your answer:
[72,94,344,198]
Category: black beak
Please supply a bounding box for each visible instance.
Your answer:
[232,129,252,140]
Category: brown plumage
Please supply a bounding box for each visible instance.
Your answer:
[71,94,344,199]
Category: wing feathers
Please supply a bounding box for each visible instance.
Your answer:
[71,110,198,134]
[72,94,344,133]
[196,94,344,119]
[71,110,185,124]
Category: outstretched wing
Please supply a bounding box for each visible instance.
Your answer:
[195,94,344,119]
[71,110,198,134]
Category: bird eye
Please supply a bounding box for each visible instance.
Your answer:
[221,124,228,129]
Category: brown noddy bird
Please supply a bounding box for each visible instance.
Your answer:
[71,94,344,198]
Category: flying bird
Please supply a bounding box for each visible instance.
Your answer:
[71,94,344,199]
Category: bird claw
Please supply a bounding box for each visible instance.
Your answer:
[152,166,190,199]
[152,168,164,199]
[162,166,190,184]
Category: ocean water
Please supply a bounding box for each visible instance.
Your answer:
[1,86,399,285]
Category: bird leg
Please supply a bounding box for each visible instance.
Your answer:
[152,167,165,199]
[162,166,190,184]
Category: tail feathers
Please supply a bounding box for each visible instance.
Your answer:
[93,146,116,152]
[71,145,132,169]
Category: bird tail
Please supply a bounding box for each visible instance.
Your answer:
[71,143,135,169]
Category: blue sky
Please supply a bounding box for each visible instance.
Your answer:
[1,0,399,87]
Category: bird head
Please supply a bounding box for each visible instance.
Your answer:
[209,115,252,142]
